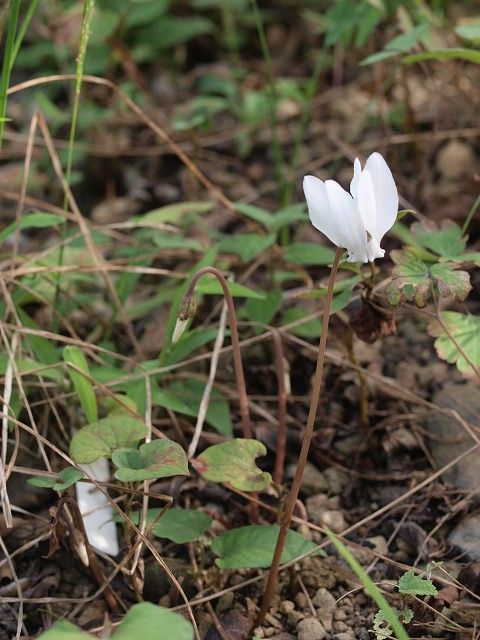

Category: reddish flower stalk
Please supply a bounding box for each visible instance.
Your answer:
[256,247,342,627]
[270,329,288,487]
[176,266,252,440]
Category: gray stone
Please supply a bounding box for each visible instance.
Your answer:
[448,514,480,560]
[324,467,348,494]
[297,617,327,640]
[287,462,329,495]
[312,588,336,631]
[427,383,480,493]
[269,634,296,640]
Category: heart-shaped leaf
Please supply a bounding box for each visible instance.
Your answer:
[112,439,189,482]
[27,466,83,491]
[192,438,272,491]
[211,524,322,568]
[36,620,92,639]
[121,508,212,543]
[428,312,480,377]
[387,249,471,307]
[37,603,193,640]
[70,413,148,464]
[113,602,193,640]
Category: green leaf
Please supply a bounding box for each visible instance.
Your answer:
[131,201,213,226]
[36,620,92,640]
[63,346,98,424]
[195,279,265,299]
[398,570,438,596]
[37,603,193,640]
[113,602,193,640]
[455,251,480,266]
[0,354,62,381]
[151,233,202,251]
[234,203,274,229]
[284,242,335,266]
[151,387,194,414]
[193,438,272,491]
[211,524,321,569]
[164,327,225,365]
[70,413,148,464]
[430,263,472,301]
[373,609,413,640]
[281,307,321,338]
[244,289,283,326]
[362,23,431,66]
[17,310,59,365]
[361,49,400,65]
[455,21,480,43]
[139,16,213,50]
[112,439,189,482]
[428,312,480,377]
[125,508,212,544]
[403,48,480,65]
[272,203,307,229]
[168,379,233,438]
[27,467,83,491]
[412,220,466,258]
[0,213,64,244]
[386,249,471,307]
[217,233,275,262]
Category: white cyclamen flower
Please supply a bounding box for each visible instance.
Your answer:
[303,152,398,263]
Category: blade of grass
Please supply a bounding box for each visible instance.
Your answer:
[10,0,40,68]
[461,193,480,235]
[0,0,20,150]
[54,0,95,329]
[325,529,410,640]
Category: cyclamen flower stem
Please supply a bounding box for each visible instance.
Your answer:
[256,247,342,627]
[184,266,252,439]
[271,329,288,487]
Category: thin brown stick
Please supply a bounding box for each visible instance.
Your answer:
[183,266,252,439]
[256,247,342,626]
[271,329,288,486]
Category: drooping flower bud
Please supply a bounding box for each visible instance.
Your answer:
[172,292,197,343]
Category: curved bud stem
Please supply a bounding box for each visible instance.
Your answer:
[180,266,252,440]
[256,247,342,627]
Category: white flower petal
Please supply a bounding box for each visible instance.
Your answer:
[76,458,119,556]
[357,167,378,236]
[350,157,362,199]
[324,180,368,261]
[363,152,398,239]
[304,176,349,248]
[366,236,385,261]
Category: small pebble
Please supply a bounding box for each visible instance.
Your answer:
[296,617,327,640]
[295,592,308,609]
[280,600,295,614]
